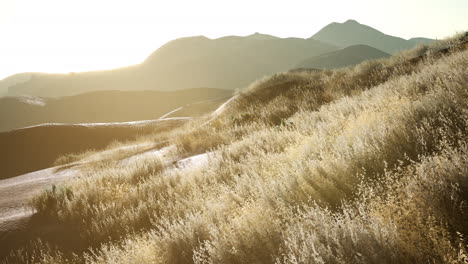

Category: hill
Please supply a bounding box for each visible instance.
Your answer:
[295,44,390,69]
[408,37,436,45]
[311,19,435,54]
[0,88,232,132]
[0,118,188,180]
[1,33,466,263]
[5,36,336,97]
[0,73,34,96]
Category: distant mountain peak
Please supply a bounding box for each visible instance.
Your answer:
[311,20,435,54]
[245,32,279,40]
[344,19,360,24]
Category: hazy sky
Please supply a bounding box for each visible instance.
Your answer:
[0,0,467,80]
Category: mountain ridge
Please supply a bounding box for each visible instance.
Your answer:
[6,36,336,97]
[311,19,434,53]
[2,19,435,97]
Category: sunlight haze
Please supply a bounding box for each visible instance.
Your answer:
[0,0,467,80]
[0,0,467,261]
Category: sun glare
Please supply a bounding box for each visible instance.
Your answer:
[0,0,466,79]
[0,0,467,262]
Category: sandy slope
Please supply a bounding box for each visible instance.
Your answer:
[0,147,212,223]
[0,118,189,180]
[0,140,213,259]
[0,99,228,224]
[0,165,81,222]
[0,100,227,259]
[0,163,85,259]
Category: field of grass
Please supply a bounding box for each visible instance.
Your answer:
[3,34,468,263]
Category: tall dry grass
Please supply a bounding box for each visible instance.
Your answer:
[3,34,468,264]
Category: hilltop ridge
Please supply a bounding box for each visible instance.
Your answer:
[2,19,434,97]
[296,44,390,69]
[311,19,434,53]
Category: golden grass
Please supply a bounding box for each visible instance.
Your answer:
[3,34,468,264]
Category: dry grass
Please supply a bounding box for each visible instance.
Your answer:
[3,34,468,264]
[53,149,97,166]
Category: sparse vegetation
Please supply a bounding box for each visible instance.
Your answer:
[53,149,97,166]
[3,34,468,263]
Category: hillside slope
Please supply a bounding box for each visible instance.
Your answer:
[0,88,231,132]
[296,44,390,69]
[1,34,467,263]
[311,19,434,53]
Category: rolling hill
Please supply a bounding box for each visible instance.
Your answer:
[0,118,188,180]
[0,73,34,96]
[0,88,232,132]
[295,44,390,69]
[311,19,435,54]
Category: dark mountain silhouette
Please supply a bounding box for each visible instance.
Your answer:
[295,44,390,69]
[311,19,435,54]
[0,88,232,132]
[4,36,336,97]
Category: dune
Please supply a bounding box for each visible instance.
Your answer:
[0,88,232,132]
[0,118,189,180]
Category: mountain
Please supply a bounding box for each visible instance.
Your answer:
[0,88,232,132]
[295,44,390,69]
[2,20,437,97]
[245,32,279,40]
[5,36,336,97]
[311,19,435,54]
